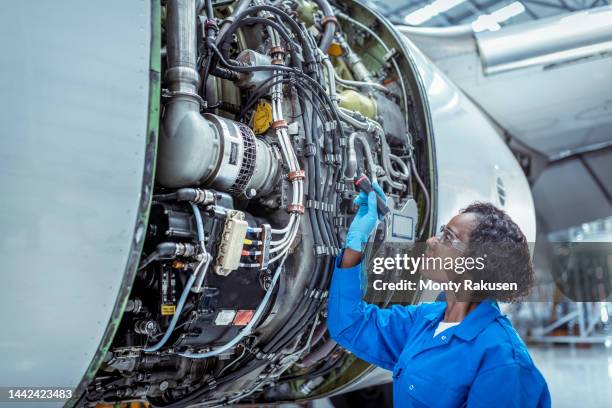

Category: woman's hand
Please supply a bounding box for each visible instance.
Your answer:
[345,181,387,253]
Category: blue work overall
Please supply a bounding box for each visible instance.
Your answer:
[327,253,551,408]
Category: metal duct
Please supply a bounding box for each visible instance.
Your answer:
[157,0,279,195]
[475,6,612,75]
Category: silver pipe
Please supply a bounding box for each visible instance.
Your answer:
[380,137,408,190]
[334,72,390,94]
[335,34,373,83]
[389,154,411,180]
[396,24,473,38]
[475,6,612,75]
[338,107,379,133]
[345,132,377,182]
[327,45,406,190]
[157,0,220,187]
[322,51,389,94]
[165,0,199,95]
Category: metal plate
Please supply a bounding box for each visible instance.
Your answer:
[0,0,151,398]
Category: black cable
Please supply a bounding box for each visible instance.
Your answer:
[232,17,301,55]
[138,252,160,271]
[310,0,337,53]
[155,359,267,408]
[259,86,336,355]
[216,4,316,70]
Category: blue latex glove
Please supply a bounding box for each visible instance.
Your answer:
[345,181,387,252]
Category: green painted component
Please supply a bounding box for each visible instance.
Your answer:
[338,90,377,119]
[296,1,316,26]
[150,1,161,73]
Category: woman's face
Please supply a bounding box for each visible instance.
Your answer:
[420,212,478,283]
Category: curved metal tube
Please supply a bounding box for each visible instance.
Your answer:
[389,154,411,180]
[334,71,390,94]
[157,0,222,188]
[345,132,377,181]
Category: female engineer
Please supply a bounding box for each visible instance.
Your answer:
[327,183,551,407]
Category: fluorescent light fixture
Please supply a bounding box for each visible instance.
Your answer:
[404,0,466,25]
[472,1,525,33]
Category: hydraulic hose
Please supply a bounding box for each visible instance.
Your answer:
[178,253,289,359]
[311,0,337,53]
[144,273,197,352]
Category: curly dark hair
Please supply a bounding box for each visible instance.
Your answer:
[460,202,534,302]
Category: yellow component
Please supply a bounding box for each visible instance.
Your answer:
[337,90,377,119]
[243,239,253,245]
[327,42,343,57]
[161,304,176,316]
[252,101,273,134]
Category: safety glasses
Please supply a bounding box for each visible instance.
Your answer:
[435,225,467,253]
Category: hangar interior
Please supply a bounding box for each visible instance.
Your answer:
[0,0,610,407]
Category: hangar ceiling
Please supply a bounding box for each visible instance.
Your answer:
[367,0,609,28]
[381,1,612,233]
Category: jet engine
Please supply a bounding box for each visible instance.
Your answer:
[84,0,433,405]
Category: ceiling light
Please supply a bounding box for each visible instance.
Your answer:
[472,1,525,33]
[404,0,467,25]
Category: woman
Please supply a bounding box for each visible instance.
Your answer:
[327,185,551,407]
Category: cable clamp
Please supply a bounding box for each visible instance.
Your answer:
[287,204,305,214]
[287,169,306,182]
[304,142,316,157]
[324,121,336,132]
[321,15,339,27]
[315,245,327,257]
[334,216,346,227]
[270,45,285,56]
[271,120,288,130]
[161,88,206,108]
[287,121,300,135]
[204,18,218,31]
[305,199,318,210]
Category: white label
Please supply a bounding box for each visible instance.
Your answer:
[214,309,236,326]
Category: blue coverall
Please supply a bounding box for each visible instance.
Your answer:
[327,252,551,408]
